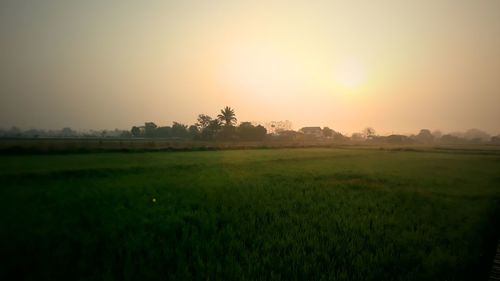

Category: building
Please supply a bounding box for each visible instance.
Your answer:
[299,127,323,138]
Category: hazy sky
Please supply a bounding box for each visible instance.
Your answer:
[1,0,500,134]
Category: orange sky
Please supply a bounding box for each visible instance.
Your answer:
[1,0,500,135]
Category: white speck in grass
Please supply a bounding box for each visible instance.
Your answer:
[152,198,157,203]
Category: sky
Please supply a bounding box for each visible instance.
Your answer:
[1,0,500,135]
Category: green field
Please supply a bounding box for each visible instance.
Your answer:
[1,147,500,280]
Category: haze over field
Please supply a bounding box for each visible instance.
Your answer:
[1,0,500,134]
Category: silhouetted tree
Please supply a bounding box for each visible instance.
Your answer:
[441,134,463,143]
[196,114,212,129]
[217,106,237,127]
[464,128,490,142]
[24,128,41,138]
[171,122,188,138]
[8,126,21,137]
[432,130,442,139]
[331,131,349,142]
[219,125,237,140]
[415,129,434,143]
[265,120,292,135]
[255,125,267,139]
[202,119,222,140]
[131,126,141,137]
[155,126,172,138]
[322,127,334,138]
[237,122,267,141]
[61,127,76,137]
[362,127,376,139]
[351,132,364,141]
[189,125,200,139]
[120,131,132,138]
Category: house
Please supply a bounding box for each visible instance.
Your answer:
[385,134,413,144]
[275,130,301,141]
[299,127,323,138]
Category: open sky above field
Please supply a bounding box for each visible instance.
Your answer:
[1,0,500,134]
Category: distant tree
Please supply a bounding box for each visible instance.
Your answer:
[441,134,463,143]
[255,125,267,140]
[237,122,267,141]
[155,126,172,138]
[196,114,212,129]
[217,106,237,127]
[432,130,442,139]
[131,126,141,137]
[331,131,349,142]
[7,126,20,136]
[322,127,334,138]
[144,122,157,137]
[61,127,76,137]
[202,119,222,140]
[171,122,188,138]
[188,125,200,139]
[351,132,364,141]
[24,128,41,138]
[120,131,132,138]
[415,129,434,143]
[212,119,223,130]
[219,125,237,140]
[362,127,376,139]
[464,128,490,142]
[265,120,292,135]
[238,122,255,129]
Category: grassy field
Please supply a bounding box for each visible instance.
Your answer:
[1,147,500,280]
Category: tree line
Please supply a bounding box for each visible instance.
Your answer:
[130,106,267,141]
[1,106,499,144]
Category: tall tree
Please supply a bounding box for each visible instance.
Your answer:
[217,106,237,127]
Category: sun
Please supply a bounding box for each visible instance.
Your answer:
[334,60,366,89]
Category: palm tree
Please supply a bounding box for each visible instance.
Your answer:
[217,106,237,127]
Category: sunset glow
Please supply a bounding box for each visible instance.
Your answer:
[334,59,367,90]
